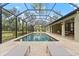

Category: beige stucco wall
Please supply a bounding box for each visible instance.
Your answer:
[46,11,79,41]
[74,11,79,42]
[51,14,76,26]
[61,22,65,36]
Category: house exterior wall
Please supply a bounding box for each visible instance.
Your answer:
[46,11,79,41]
[74,11,79,41]
[61,22,65,36]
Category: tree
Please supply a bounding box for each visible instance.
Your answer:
[2,7,21,31]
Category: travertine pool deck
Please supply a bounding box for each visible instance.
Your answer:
[46,33,79,55]
[0,32,79,56]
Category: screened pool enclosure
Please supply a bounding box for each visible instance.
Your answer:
[0,3,79,43]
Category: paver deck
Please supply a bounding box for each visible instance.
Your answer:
[46,32,79,56]
[0,32,79,56]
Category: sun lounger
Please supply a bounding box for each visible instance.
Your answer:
[48,42,73,56]
[4,43,30,56]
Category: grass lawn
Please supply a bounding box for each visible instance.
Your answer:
[2,31,15,42]
[2,31,26,42]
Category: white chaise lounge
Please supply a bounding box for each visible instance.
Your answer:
[48,42,73,56]
[4,43,30,56]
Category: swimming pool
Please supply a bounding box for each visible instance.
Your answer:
[19,33,58,41]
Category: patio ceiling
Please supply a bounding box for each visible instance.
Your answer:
[1,3,79,26]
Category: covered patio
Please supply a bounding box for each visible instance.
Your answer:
[46,9,79,41]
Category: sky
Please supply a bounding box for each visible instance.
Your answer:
[3,3,76,16]
[2,3,77,24]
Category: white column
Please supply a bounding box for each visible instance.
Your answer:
[62,22,65,36]
[51,26,52,33]
[50,26,52,33]
[46,27,48,32]
[74,11,79,41]
[47,26,50,33]
[49,26,51,33]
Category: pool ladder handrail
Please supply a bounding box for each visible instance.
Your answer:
[24,45,52,56]
[46,46,52,56]
[24,46,31,56]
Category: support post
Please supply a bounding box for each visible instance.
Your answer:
[74,11,79,41]
[0,7,2,43]
[26,22,27,34]
[62,22,65,37]
[22,21,24,34]
[50,25,52,33]
[50,26,51,33]
[15,17,17,38]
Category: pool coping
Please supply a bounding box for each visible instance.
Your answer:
[1,32,56,46]
[14,32,59,42]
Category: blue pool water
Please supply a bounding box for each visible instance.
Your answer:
[21,33,58,41]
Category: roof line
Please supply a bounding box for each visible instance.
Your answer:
[48,8,79,26]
